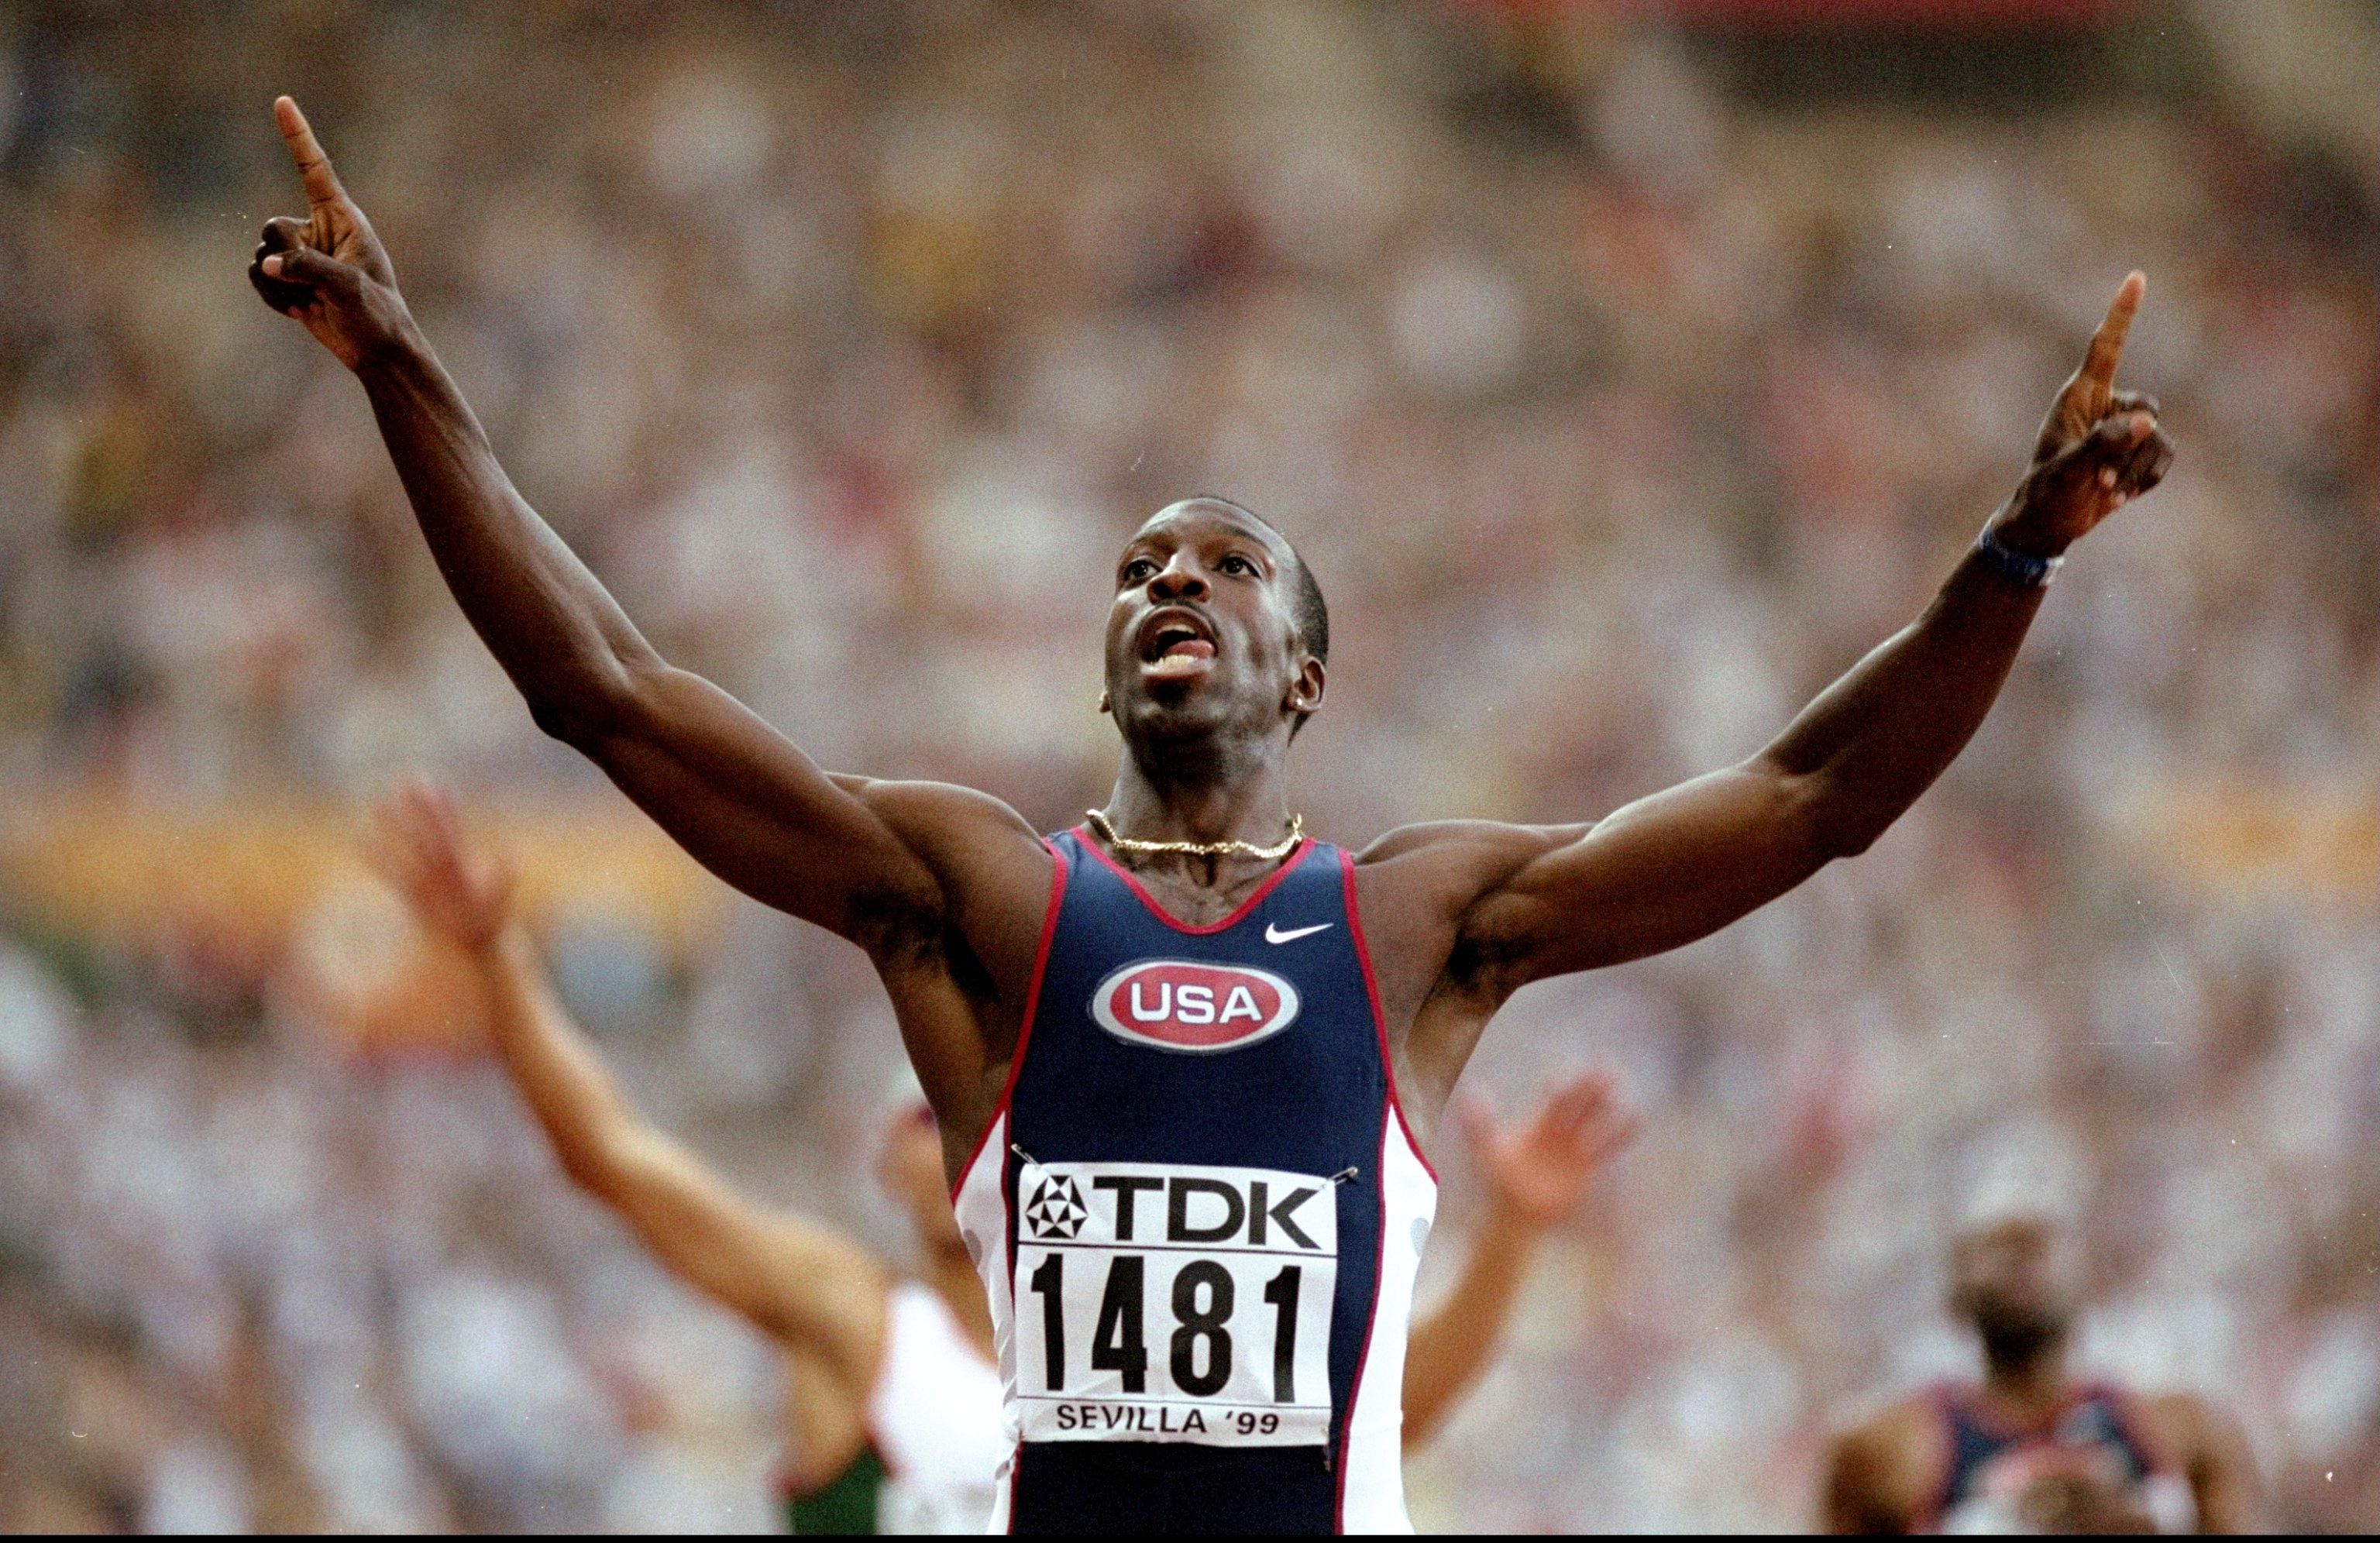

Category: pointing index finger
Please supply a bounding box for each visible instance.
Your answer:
[2081,270,2145,389]
[275,95,345,207]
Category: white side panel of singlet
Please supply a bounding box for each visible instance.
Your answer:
[1336,1113,1438,1535]
[951,1112,1017,1532]
[867,1282,1008,1534]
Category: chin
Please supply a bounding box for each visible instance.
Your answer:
[1976,1307,2070,1363]
[1120,689,1230,742]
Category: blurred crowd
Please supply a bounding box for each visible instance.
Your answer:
[2,0,2378,1531]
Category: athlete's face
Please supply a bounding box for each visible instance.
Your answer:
[1949,1215,2082,1358]
[1103,501,1323,754]
[879,1103,964,1252]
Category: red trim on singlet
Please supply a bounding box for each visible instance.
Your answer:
[1071,825,1318,935]
[949,838,1071,1204]
[1340,847,1439,1184]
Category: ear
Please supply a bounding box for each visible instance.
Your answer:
[1285,657,1326,718]
[1098,689,1111,716]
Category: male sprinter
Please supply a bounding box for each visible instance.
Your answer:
[251,95,2172,1533]
[372,782,1635,1528]
[1822,1215,2265,1534]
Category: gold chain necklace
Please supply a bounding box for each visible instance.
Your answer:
[1084,807,1304,861]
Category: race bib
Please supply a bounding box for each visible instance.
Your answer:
[1013,1159,1338,1446]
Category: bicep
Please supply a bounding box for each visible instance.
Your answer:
[582,665,945,943]
[1462,759,1826,986]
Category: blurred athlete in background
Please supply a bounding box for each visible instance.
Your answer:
[370,782,1634,1532]
[371,783,1006,1535]
[1402,1076,1636,1448]
[1821,1215,2265,1534]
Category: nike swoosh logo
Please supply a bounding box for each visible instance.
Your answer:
[1264,923,1333,945]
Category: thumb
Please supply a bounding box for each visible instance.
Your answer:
[263,245,364,299]
[2047,408,2153,497]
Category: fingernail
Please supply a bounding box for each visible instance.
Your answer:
[262,254,284,278]
[2112,493,2127,509]
[2099,467,2117,489]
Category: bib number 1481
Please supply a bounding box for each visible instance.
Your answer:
[1013,1160,1338,1446]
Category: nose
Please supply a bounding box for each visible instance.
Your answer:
[1147,553,1210,603]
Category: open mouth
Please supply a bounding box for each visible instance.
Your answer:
[1138,610,1217,679]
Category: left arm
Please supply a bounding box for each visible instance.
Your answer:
[1454,273,2174,990]
[1402,1073,1635,1448]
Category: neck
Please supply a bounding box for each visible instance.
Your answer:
[1979,1333,2073,1418]
[1102,747,1294,852]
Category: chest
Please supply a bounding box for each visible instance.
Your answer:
[1013,837,1384,1160]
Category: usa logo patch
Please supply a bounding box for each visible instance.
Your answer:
[1089,960,1301,1053]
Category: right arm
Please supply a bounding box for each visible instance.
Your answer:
[250,98,1042,957]
[480,926,891,1359]
[1402,1071,1635,1448]
[371,785,889,1377]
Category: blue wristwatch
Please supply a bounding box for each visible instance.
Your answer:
[1975,525,2064,588]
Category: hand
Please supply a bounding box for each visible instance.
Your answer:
[1990,271,2176,558]
[2017,1469,2159,1535]
[367,780,517,954]
[1457,1068,1639,1231]
[249,96,411,370]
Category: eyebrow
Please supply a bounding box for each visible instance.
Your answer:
[1133,520,1284,556]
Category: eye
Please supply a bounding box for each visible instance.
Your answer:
[1217,552,1256,577]
[1121,556,1158,583]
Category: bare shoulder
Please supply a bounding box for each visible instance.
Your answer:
[1352,819,1594,999]
[837,778,1047,874]
[1347,820,1591,1015]
[833,777,1056,978]
[2134,1388,2246,1462]
[1842,1390,1944,1451]
[1353,818,1590,903]
[1825,1393,1948,1531]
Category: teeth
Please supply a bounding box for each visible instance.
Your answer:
[1147,652,1209,677]
[1144,628,1206,662]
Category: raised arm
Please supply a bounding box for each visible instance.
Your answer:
[1453,273,2174,993]
[370,783,889,1377]
[1403,1070,1636,1448]
[250,98,1044,961]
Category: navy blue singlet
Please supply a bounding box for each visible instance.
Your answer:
[1923,1382,2189,1533]
[953,830,1437,1534]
